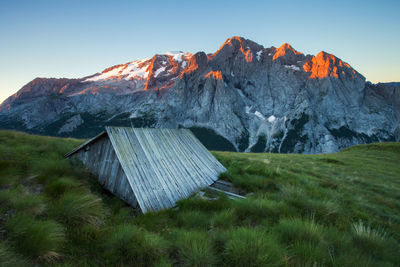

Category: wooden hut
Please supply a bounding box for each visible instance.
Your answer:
[65,126,226,213]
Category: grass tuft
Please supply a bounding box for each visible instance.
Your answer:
[176,210,211,229]
[35,159,75,184]
[49,192,105,227]
[177,193,230,212]
[211,210,235,229]
[6,213,64,262]
[350,220,399,260]
[44,177,80,198]
[233,197,288,224]
[274,217,324,245]
[0,187,46,216]
[0,242,27,266]
[104,224,168,266]
[352,220,388,240]
[172,230,217,267]
[1,131,400,266]
[223,227,285,267]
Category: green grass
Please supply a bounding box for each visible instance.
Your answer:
[104,224,169,266]
[6,213,65,262]
[223,227,285,267]
[0,241,27,266]
[171,230,217,267]
[0,130,399,266]
[49,192,105,227]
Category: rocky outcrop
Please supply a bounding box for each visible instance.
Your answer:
[58,114,84,134]
[0,37,398,153]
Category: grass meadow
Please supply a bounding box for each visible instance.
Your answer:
[0,130,399,266]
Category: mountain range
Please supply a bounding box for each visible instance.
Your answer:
[1,36,399,153]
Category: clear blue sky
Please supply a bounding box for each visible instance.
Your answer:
[1,0,399,103]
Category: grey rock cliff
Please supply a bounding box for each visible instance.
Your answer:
[1,37,399,153]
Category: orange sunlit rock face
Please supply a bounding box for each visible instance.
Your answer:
[144,54,188,90]
[214,36,243,53]
[273,43,302,60]
[303,51,356,79]
[212,36,254,62]
[157,81,175,91]
[240,47,253,62]
[181,56,199,76]
[58,84,69,94]
[166,55,180,74]
[180,53,208,77]
[205,70,223,80]
[71,87,101,96]
[102,64,124,73]
[144,56,159,90]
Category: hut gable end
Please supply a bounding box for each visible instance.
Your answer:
[72,135,139,209]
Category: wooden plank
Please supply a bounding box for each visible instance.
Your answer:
[107,127,153,213]
[145,129,187,204]
[133,129,175,210]
[211,180,235,191]
[207,186,247,199]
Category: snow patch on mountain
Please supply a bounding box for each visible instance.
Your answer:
[268,115,276,123]
[256,50,262,61]
[166,51,189,62]
[154,66,166,77]
[255,111,265,120]
[84,59,151,82]
[1,36,398,154]
[284,65,300,71]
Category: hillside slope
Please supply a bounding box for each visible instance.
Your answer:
[1,37,399,153]
[0,130,399,266]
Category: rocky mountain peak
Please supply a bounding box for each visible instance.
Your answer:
[180,52,208,77]
[1,37,398,154]
[210,36,264,62]
[144,54,179,90]
[272,43,302,60]
[303,51,359,79]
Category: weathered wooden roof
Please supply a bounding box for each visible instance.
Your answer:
[64,131,107,158]
[66,127,226,213]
